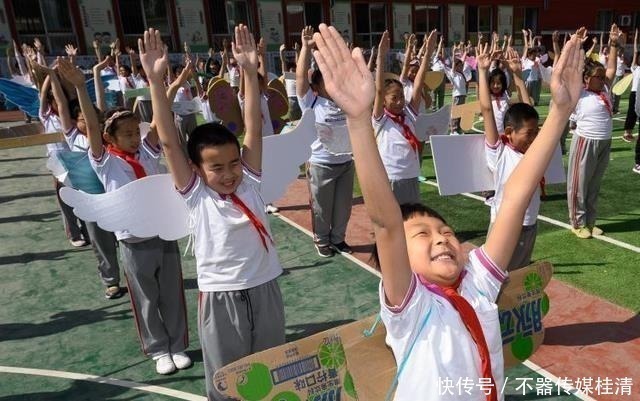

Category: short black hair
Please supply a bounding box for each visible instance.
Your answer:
[488,68,508,95]
[310,69,323,88]
[68,98,102,123]
[187,122,240,166]
[370,203,448,270]
[103,107,138,137]
[383,78,403,92]
[503,103,539,132]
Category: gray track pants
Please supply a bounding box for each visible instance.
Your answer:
[307,161,355,246]
[119,238,189,358]
[567,135,611,228]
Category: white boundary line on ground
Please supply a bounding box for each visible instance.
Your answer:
[274,214,594,400]
[420,179,640,253]
[0,365,207,400]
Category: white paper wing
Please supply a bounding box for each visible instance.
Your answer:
[172,99,201,116]
[317,122,351,155]
[261,110,316,204]
[431,134,566,196]
[414,105,452,141]
[59,174,190,240]
[106,79,121,91]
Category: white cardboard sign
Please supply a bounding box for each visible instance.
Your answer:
[430,134,566,196]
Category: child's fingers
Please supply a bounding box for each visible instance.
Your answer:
[319,25,346,66]
[328,26,351,64]
[312,49,332,83]
[137,38,145,55]
[352,47,370,79]
[312,32,336,80]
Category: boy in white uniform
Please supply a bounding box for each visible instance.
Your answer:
[140,26,286,400]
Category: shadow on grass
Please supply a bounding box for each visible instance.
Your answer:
[597,218,640,234]
[0,249,82,266]
[0,211,59,225]
[286,319,355,342]
[276,204,309,212]
[543,314,640,346]
[0,190,55,204]
[0,172,50,180]
[0,302,130,341]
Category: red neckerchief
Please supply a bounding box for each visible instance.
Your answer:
[106,145,146,179]
[493,94,502,108]
[384,108,420,154]
[586,88,612,117]
[228,193,273,252]
[424,273,498,401]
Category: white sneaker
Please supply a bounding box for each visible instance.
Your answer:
[171,352,192,370]
[154,354,176,375]
[265,204,279,214]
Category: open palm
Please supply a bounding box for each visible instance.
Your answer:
[138,29,167,82]
[232,25,258,72]
[550,29,585,110]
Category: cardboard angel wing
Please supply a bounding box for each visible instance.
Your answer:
[267,78,289,134]
[0,75,112,118]
[423,71,445,90]
[213,262,552,401]
[414,104,452,141]
[59,111,317,240]
[208,77,244,135]
[429,134,566,196]
[612,73,633,96]
[450,100,480,132]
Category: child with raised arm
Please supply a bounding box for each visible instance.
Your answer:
[311,23,585,401]
[140,26,285,400]
[296,25,355,258]
[567,24,620,239]
[479,46,541,271]
[60,55,191,376]
[373,30,435,205]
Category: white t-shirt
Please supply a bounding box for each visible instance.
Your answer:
[380,247,507,401]
[285,78,296,98]
[133,74,150,101]
[574,87,613,140]
[238,92,274,136]
[485,137,540,226]
[228,65,240,87]
[297,88,352,165]
[89,139,163,241]
[431,56,445,72]
[373,105,420,180]
[401,78,427,114]
[444,67,467,97]
[119,75,136,93]
[615,56,626,77]
[40,108,68,155]
[521,58,541,82]
[631,65,640,91]
[491,93,510,134]
[179,164,283,292]
[64,127,89,152]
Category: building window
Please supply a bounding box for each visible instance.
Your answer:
[414,4,442,39]
[209,0,254,50]
[513,7,538,45]
[285,1,323,47]
[353,3,387,48]
[596,10,614,32]
[118,0,174,50]
[467,5,492,44]
[11,0,76,55]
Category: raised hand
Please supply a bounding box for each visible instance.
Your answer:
[552,31,560,44]
[294,42,300,52]
[377,30,390,57]
[550,28,586,113]
[257,37,265,56]
[65,44,77,57]
[94,55,112,72]
[609,23,621,45]
[126,46,136,56]
[279,43,285,53]
[57,57,85,87]
[312,24,374,119]
[425,29,437,56]
[34,38,43,52]
[183,41,191,55]
[505,48,523,75]
[301,26,314,48]
[232,24,258,73]
[138,28,168,83]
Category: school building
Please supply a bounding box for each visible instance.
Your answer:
[0,0,638,56]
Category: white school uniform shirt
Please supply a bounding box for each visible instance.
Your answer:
[574,87,613,140]
[119,75,136,93]
[373,105,420,180]
[485,137,540,226]
[444,66,467,97]
[178,164,283,292]
[401,78,427,114]
[491,93,510,134]
[238,92,274,136]
[521,57,541,82]
[631,65,640,92]
[64,126,90,152]
[297,88,352,165]
[285,77,297,98]
[132,74,150,101]
[380,247,507,401]
[228,65,240,87]
[89,139,163,241]
[39,107,68,155]
[615,56,626,77]
[431,56,445,72]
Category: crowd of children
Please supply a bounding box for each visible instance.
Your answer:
[2,19,636,401]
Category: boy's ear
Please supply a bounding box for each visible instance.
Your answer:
[503,126,513,136]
